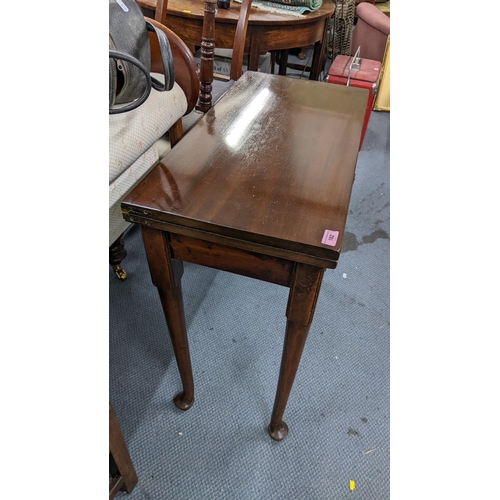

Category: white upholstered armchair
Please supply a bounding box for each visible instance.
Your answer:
[109,17,199,280]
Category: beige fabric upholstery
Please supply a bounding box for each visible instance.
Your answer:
[109,136,171,245]
[109,76,188,245]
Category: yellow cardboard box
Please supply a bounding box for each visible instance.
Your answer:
[373,35,390,111]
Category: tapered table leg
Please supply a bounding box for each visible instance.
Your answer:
[268,263,324,440]
[141,227,195,410]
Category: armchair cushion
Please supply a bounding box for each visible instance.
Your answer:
[109,74,188,245]
[109,74,187,184]
[351,2,390,62]
[356,2,390,35]
[109,135,170,245]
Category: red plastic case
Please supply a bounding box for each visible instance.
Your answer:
[327,55,381,149]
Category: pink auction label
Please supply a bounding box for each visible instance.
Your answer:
[321,229,339,247]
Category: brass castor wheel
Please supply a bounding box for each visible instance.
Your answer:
[113,264,127,281]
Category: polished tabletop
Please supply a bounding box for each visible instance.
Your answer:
[122,72,367,268]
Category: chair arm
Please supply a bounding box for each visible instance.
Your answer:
[146,18,200,115]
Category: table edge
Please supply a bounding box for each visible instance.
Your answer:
[122,208,340,269]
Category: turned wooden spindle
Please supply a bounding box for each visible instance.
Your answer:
[196,0,216,112]
[196,0,252,112]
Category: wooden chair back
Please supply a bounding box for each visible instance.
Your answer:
[137,0,169,26]
[154,0,169,26]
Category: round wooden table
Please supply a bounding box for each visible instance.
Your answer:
[138,0,335,80]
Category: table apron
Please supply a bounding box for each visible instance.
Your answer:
[169,232,294,287]
[251,23,327,52]
[165,16,327,53]
[166,16,250,51]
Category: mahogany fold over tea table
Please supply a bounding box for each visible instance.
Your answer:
[122,72,366,440]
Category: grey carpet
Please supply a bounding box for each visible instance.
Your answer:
[110,102,390,499]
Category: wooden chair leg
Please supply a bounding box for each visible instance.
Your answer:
[110,235,127,281]
[297,47,307,60]
[278,49,289,76]
[169,117,184,147]
[109,403,138,499]
[270,51,276,74]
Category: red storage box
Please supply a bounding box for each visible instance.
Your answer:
[327,55,381,149]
